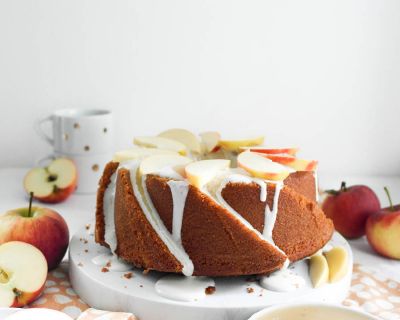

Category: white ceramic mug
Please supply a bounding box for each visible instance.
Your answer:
[35,108,114,194]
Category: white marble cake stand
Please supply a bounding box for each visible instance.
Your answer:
[69,227,353,320]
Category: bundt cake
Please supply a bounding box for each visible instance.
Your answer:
[95,129,334,277]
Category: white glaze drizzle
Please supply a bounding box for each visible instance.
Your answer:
[167,180,190,243]
[92,253,132,272]
[259,268,305,292]
[121,161,194,276]
[262,181,283,242]
[155,274,215,302]
[313,170,319,202]
[103,171,118,253]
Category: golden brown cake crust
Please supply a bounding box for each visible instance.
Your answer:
[114,168,183,273]
[284,171,317,201]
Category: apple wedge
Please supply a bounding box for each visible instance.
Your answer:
[185,159,230,188]
[113,148,178,162]
[0,241,47,307]
[134,136,187,155]
[23,158,77,203]
[324,246,348,283]
[237,151,295,181]
[199,131,221,153]
[309,254,329,288]
[139,154,193,178]
[158,129,202,154]
[260,154,318,171]
[218,136,264,152]
[241,146,299,156]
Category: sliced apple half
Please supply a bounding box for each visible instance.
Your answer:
[309,254,329,288]
[0,241,47,307]
[237,151,295,180]
[23,158,77,203]
[134,136,187,155]
[139,154,193,178]
[158,128,202,154]
[260,154,318,171]
[324,246,348,283]
[199,131,221,153]
[218,136,264,152]
[185,159,230,188]
[113,148,178,162]
[240,146,299,156]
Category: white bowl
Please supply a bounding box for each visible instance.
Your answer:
[248,303,380,320]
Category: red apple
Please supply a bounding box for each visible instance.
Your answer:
[366,187,400,260]
[322,182,380,239]
[23,158,77,203]
[0,194,69,270]
[0,241,48,307]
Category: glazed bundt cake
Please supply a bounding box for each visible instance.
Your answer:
[95,129,334,277]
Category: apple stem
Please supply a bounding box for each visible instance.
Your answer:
[340,181,347,192]
[28,191,34,217]
[384,186,394,211]
[325,181,347,196]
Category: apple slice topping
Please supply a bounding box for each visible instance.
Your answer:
[158,129,202,154]
[113,148,178,163]
[134,136,187,155]
[218,136,264,152]
[237,151,295,181]
[139,154,193,178]
[324,246,348,283]
[241,146,299,156]
[199,131,221,153]
[185,159,230,188]
[309,254,329,288]
[0,241,47,307]
[23,158,77,201]
[260,154,318,171]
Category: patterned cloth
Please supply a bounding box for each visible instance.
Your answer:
[28,263,399,320]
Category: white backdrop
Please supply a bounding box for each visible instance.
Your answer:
[0,0,399,175]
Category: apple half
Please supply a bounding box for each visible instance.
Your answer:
[237,151,295,181]
[134,136,187,155]
[0,241,47,307]
[23,158,77,203]
[185,159,230,188]
[158,128,202,154]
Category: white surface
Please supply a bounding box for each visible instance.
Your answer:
[69,228,352,320]
[1,1,400,175]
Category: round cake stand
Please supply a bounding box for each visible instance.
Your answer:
[70,227,353,320]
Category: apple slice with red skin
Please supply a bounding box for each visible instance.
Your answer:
[0,193,69,270]
[366,187,400,260]
[258,153,318,171]
[23,158,77,203]
[0,241,47,307]
[240,146,299,156]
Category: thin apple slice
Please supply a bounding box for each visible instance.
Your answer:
[113,148,178,162]
[260,154,318,171]
[218,136,264,152]
[237,151,295,181]
[241,146,299,156]
[139,154,193,177]
[185,159,230,188]
[309,254,329,288]
[134,136,187,155]
[324,246,348,283]
[199,131,221,153]
[158,129,202,154]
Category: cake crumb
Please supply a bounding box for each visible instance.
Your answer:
[142,269,150,275]
[85,224,91,230]
[124,272,133,279]
[106,261,112,268]
[139,284,143,288]
[101,267,109,273]
[247,287,254,294]
[205,286,216,295]
[84,249,89,253]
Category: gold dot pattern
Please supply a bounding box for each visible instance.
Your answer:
[27,263,399,319]
[92,164,99,172]
[84,146,90,151]
[74,123,80,129]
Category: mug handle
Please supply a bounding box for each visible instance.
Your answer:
[35,116,54,146]
[36,154,56,167]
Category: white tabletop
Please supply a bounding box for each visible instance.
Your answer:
[1,168,399,282]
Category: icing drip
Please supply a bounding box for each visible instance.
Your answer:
[259,268,305,292]
[167,180,190,243]
[122,161,194,276]
[92,253,132,272]
[313,170,319,202]
[262,181,283,242]
[155,275,215,302]
[103,171,118,253]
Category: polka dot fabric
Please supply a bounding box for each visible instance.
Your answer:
[29,263,399,319]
